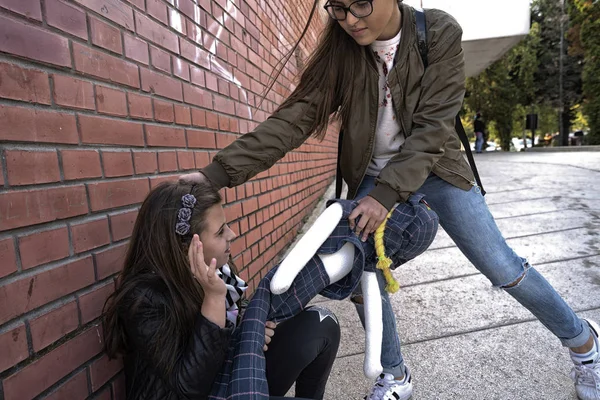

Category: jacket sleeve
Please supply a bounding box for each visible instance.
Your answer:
[201,91,323,189]
[370,10,466,210]
[126,289,234,399]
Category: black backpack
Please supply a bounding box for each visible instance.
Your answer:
[335,9,485,198]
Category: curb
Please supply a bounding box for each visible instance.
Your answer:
[525,145,600,152]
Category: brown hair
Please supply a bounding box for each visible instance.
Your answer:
[262,1,374,140]
[102,181,221,376]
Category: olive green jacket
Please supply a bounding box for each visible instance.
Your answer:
[202,2,475,210]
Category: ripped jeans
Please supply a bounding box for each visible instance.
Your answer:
[353,174,588,377]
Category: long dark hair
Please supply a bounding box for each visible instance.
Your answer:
[263,1,375,140]
[103,181,221,375]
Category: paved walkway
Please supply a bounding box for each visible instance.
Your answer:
[301,151,600,399]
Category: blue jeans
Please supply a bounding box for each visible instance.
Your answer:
[352,174,588,377]
[475,135,484,153]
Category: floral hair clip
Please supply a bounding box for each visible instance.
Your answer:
[175,192,197,236]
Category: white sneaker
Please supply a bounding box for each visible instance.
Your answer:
[571,319,600,400]
[364,366,413,400]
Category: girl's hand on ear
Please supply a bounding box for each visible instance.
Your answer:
[189,234,227,298]
[348,196,388,242]
[263,321,277,351]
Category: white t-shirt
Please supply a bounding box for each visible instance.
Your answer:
[366,30,404,177]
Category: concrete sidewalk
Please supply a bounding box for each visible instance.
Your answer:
[306,151,600,399]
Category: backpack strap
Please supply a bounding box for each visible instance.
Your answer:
[414,8,486,196]
[335,129,344,198]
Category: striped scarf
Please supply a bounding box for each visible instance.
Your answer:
[217,263,247,327]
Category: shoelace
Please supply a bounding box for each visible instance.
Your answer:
[571,363,600,389]
[365,376,397,400]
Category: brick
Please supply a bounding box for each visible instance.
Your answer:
[216,133,236,149]
[128,92,153,120]
[18,227,69,269]
[72,0,134,30]
[125,0,144,9]
[96,86,128,116]
[205,111,219,129]
[2,325,103,400]
[79,114,144,146]
[153,99,174,122]
[149,174,178,188]
[174,104,191,125]
[133,151,158,174]
[168,8,186,35]
[29,301,79,352]
[109,210,138,241]
[180,38,211,69]
[214,96,235,115]
[0,14,71,67]
[79,281,115,324]
[158,151,178,172]
[192,152,208,170]
[135,12,179,53]
[90,354,123,391]
[140,68,183,101]
[0,186,87,232]
[183,85,212,108]
[0,238,17,278]
[52,75,95,110]
[145,125,186,147]
[0,0,42,20]
[45,370,89,400]
[45,0,87,39]
[146,0,168,24]
[101,151,134,178]
[186,129,215,148]
[61,150,102,181]
[205,71,218,92]
[190,65,205,87]
[150,45,171,73]
[178,0,200,22]
[173,57,190,81]
[0,257,95,325]
[218,115,229,131]
[87,178,149,212]
[0,62,51,104]
[71,218,110,254]
[94,387,113,400]
[73,42,140,88]
[0,323,28,373]
[94,242,128,279]
[5,150,60,186]
[124,33,149,65]
[186,19,204,45]
[90,16,123,54]
[177,151,195,170]
[191,108,206,127]
[0,105,78,144]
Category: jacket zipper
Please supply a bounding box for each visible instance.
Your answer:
[435,162,476,185]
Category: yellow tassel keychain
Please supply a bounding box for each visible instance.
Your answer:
[374,208,400,294]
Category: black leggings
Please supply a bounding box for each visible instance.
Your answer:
[265,306,341,400]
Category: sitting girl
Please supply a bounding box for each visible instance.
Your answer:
[102,181,340,400]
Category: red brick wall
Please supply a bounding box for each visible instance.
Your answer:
[0,0,338,398]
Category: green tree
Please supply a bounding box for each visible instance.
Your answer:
[532,0,584,144]
[571,0,600,144]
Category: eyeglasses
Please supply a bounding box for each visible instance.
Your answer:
[324,0,374,21]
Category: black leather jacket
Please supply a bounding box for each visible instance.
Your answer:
[122,281,234,399]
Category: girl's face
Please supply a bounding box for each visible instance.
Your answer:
[198,204,237,268]
[329,0,401,46]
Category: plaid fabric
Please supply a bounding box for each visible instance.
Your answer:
[209,194,438,400]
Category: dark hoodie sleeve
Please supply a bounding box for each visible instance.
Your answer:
[125,286,234,398]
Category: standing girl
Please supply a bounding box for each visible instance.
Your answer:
[102,181,340,399]
[180,1,600,399]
